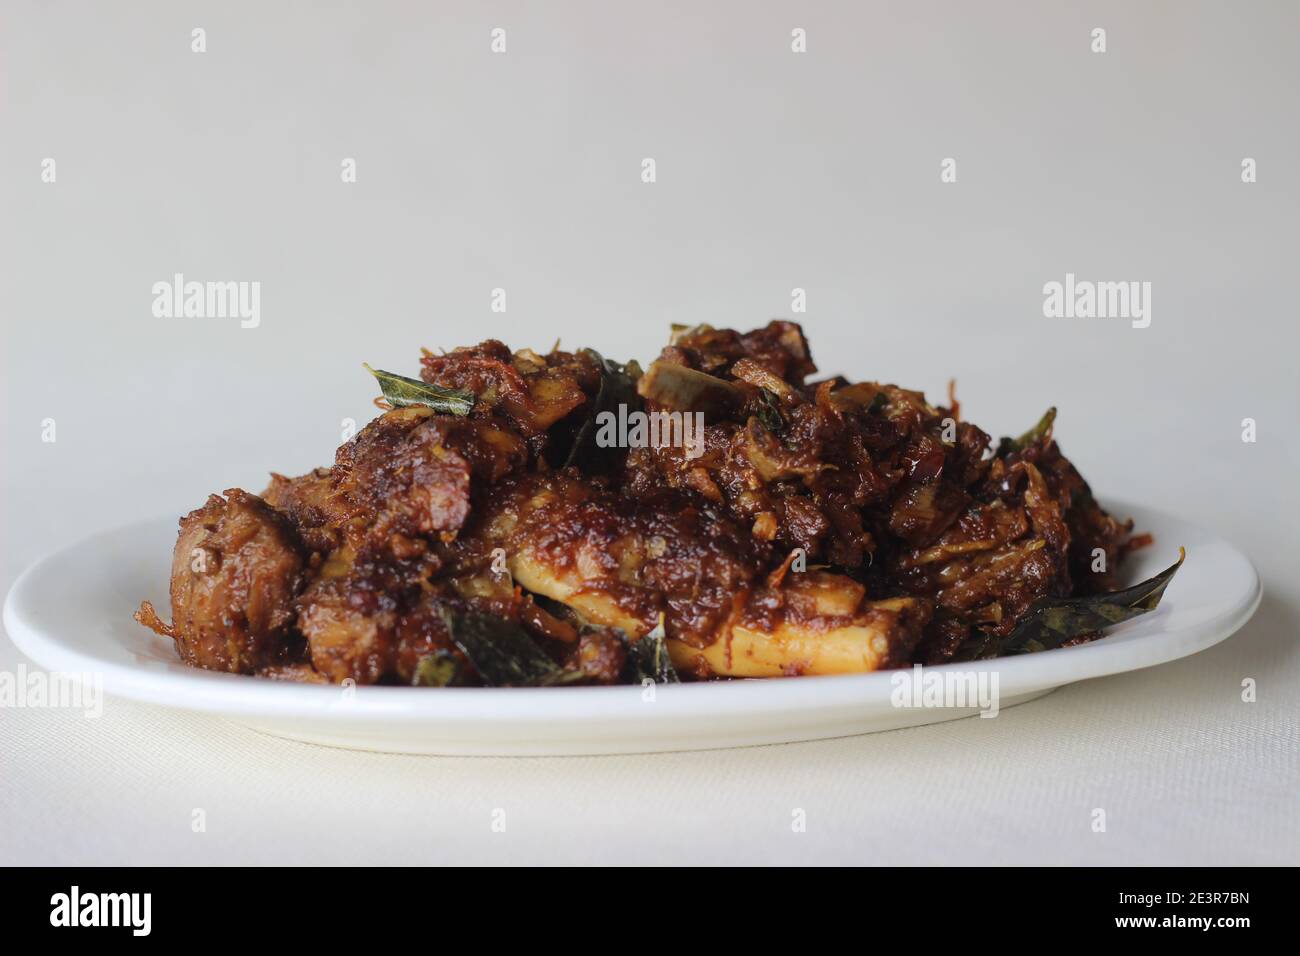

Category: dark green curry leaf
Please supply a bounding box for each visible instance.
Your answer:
[363,363,474,416]
[441,608,579,687]
[623,615,681,684]
[757,389,785,433]
[412,651,462,687]
[997,407,1057,456]
[561,349,642,471]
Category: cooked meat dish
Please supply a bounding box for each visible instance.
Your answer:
[136,322,1179,687]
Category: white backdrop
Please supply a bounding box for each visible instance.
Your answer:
[2,0,1297,864]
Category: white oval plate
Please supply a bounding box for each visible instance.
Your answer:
[4,501,1260,755]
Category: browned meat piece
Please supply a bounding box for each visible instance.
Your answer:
[331,406,527,553]
[1019,438,1135,593]
[296,541,614,685]
[258,663,330,683]
[457,470,770,646]
[453,470,929,676]
[135,489,308,674]
[622,322,1146,664]
[658,321,817,383]
[262,467,346,554]
[295,546,449,684]
[420,341,600,439]
[626,323,987,572]
[333,407,473,543]
[567,627,627,684]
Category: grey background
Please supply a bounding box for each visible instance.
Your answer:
[2,1,1297,864]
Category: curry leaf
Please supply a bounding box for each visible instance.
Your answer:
[757,389,785,433]
[441,608,578,687]
[363,363,474,416]
[997,407,1056,456]
[624,615,681,684]
[412,651,462,687]
[561,349,642,470]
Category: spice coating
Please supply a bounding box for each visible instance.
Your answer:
[137,322,1160,685]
